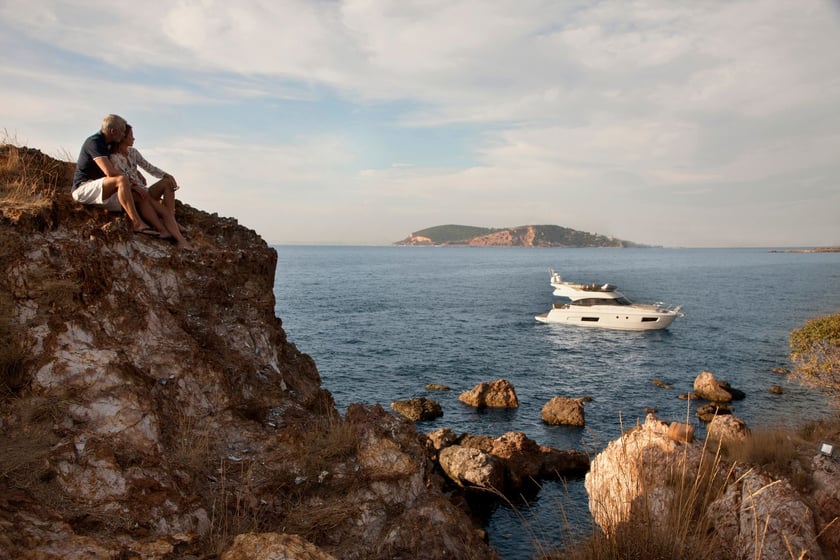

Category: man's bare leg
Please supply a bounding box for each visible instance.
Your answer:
[102,176,149,231]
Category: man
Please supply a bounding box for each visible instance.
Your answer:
[71,114,155,235]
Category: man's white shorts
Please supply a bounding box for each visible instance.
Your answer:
[71,178,123,212]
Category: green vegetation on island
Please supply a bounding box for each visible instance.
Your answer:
[396,224,648,248]
[401,224,500,244]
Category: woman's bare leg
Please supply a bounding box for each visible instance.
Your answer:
[148,177,177,213]
[149,199,192,249]
[135,195,168,236]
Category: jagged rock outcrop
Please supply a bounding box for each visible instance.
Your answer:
[811,454,840,557]
[585,414,827,559]
[585,415,706,536]
[706,469,824,560]
[0,145,495,559]
[458,379,519,408]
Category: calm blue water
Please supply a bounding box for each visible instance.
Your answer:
[273,246,840,559]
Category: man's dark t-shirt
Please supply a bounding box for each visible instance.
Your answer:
[72,132,110,190]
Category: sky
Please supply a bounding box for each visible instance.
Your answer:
[1,0,839,247]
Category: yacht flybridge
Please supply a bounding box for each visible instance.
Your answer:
[535,271,683,331]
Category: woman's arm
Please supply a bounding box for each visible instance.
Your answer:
[111,153,147,187]
[131,147,168,179]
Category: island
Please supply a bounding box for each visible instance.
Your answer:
[395,224,650,248]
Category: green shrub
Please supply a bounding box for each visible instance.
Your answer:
[789,314,840,402]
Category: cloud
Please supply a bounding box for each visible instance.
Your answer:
[1,0,839,246]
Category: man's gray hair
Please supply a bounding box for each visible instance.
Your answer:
[100,114,127,134]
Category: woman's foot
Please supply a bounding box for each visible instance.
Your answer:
[131,221,153,233]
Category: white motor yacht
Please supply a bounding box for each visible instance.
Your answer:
[535,271,683,331]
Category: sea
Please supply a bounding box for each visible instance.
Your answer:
[272,245,840,559]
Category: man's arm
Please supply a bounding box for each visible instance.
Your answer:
[94,156,123,178]
[94,157,148,200]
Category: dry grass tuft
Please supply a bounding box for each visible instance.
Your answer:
[721,428,799,476]
[168,407,214,475]
[284,500,360,541]
[0,139,70,212]
[0,397,65,485]
[202,458,265,557]
[0,334,28,397]
[0,293,28,396]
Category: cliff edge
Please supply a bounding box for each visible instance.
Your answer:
[0,145,494,559]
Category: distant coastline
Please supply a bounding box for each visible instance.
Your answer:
[395,224,652,248]
[768,248,840,253]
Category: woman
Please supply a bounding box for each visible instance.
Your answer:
[110,125,191,249]
[113,125,180,214]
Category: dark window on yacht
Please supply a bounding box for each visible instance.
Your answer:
[641,317,659,322]
[581,317,600,322]
[572,297,632,307]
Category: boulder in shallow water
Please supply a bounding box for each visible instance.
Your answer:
[438,445,505,490]
[390,397,443,421]
[697,402,734,422]
[458,379,519,408]
[541,396,585,426]
[694,370,735,402]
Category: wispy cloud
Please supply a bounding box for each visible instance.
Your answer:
[1,0,839,246]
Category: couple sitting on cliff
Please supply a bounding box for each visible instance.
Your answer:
[71,114,192,249]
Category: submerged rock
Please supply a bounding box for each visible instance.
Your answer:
[697,402,734,422]
[390,397,443,421]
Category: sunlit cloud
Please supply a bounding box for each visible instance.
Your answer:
[1,0,838,246]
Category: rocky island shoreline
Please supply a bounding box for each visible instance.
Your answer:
[395,224,650,248]
[1,145,838,559]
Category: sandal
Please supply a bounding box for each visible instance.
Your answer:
[133,227,161,237]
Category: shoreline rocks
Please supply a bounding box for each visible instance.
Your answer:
[427,428,589,495]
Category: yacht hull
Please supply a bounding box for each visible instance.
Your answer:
[535,306,678,331]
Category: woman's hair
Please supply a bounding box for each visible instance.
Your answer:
[109,124,133,154]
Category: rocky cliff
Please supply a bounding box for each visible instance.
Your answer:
[0,145,495,559]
